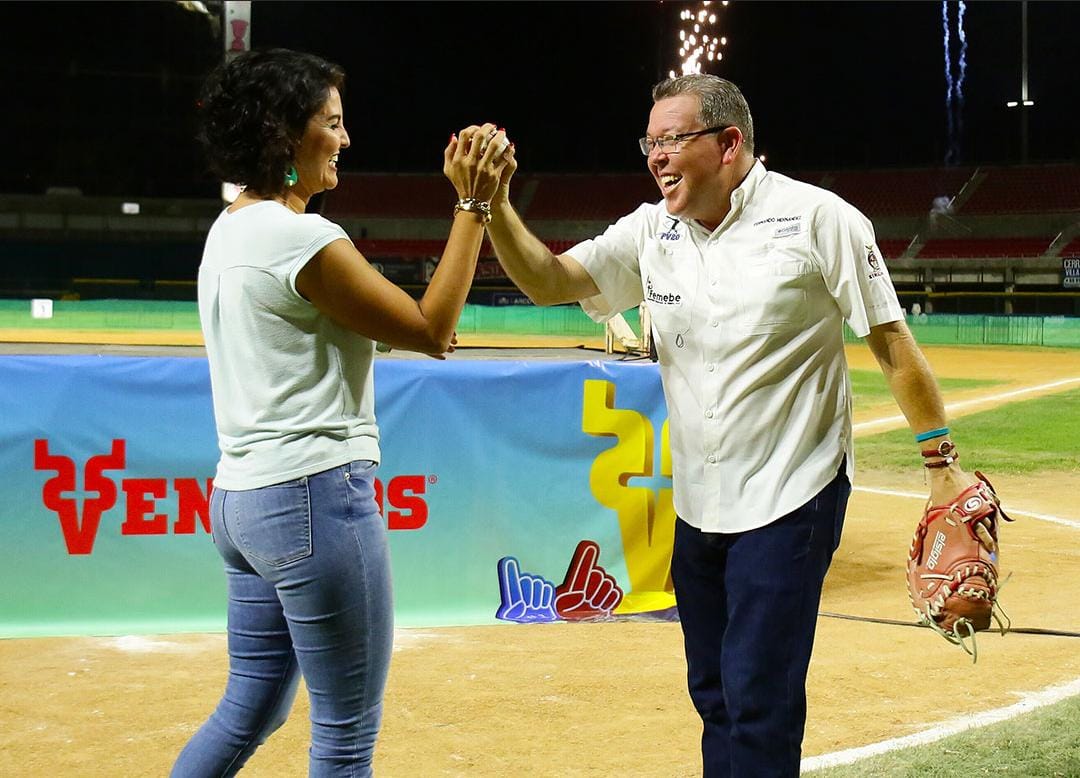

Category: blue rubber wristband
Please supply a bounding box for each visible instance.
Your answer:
[915,427,950,442]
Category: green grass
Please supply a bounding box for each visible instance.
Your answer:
[856,388,1080,474]
[850,369,1003,404]
[807,691,1080,776]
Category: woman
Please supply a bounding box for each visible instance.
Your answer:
[173,48,510,776]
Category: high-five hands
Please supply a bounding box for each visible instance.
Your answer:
[443,123,514,204]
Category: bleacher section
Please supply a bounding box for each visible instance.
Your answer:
[323,174,457,218]
[825,168,976,217]
[524,174,660,221]
[4,163,1079,314]
[353,238,578,258]
[1060,237,1080,257]
[916,237,1053,259]
[877,238,912,259]
[959,165,1080,215]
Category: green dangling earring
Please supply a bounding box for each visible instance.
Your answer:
[284,166,298,187]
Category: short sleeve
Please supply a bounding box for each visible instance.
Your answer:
[284,215,352,298]
[564,206,649,322]
[810,198,904,337]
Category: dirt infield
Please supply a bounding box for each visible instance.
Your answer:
[2,344,1079,777]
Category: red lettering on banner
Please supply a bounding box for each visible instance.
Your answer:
[121,478,169,535]
[374,476,430,530]
[34,439,126,555]
[386,475,428,530]
[35,438,430,553]
[173,478,213,534]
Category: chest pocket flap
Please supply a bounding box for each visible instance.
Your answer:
[736,252,817,334]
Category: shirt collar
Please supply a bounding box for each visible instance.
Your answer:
[672,159,768,238]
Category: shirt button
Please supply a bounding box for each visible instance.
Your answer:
[710,279,718,286]
[707,363,715,372]
[707,455,717,464]
[710,321,719,328]
[705,409,714,418]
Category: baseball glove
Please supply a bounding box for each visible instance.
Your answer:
[906,470,1014,660]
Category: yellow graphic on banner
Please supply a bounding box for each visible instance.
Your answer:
[582,379,676,615]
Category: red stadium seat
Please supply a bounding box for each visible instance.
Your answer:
[959,165,1080,214]
[525,174,661,221]
[824,168,976,217]
[916,237,1052,259]
[324,174,457,218]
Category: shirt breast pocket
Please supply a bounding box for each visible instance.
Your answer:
[736,254,816,334]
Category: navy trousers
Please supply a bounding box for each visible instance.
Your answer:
[671,466,851,778]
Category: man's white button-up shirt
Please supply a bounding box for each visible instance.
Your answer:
[566,162,904,532]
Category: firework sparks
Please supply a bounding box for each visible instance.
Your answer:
[670,1,729,78]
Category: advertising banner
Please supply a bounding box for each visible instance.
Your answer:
[0,356,674,637]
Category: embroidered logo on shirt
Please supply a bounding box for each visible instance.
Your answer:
[646,276,682,305]
[753,215,802,227]
[866,245,884,280]
[658,217,681,242]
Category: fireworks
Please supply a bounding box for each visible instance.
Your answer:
[669,1,729,78]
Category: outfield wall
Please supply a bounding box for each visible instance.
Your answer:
[2,300,1079,347]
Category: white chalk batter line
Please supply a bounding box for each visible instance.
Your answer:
[853,376,1080,431]
[853,485,1080,530]
[800,676,1080,772]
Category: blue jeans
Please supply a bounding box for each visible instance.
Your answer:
[671,466,851,778]
[172,460,394,777]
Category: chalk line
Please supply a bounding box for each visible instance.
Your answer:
[853,485,1080,530]
[801,676,1080,772]
[854,376,1080,432]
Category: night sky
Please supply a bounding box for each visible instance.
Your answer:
[5,1,1078,199]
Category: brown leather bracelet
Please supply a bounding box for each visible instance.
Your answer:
[921,439,956,458]
[924,453,959,469]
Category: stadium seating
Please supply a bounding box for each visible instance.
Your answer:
[824,167,976,217]
[354,237,577,259]
[1059,237,1080,257]
[959,165,1080,215]
[877,238,912,259]
[916,237,1052,259]
[519,174,660,220]
[323,174,456,218]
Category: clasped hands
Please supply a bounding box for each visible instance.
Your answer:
[443,123,515,205]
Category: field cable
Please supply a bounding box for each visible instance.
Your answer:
[818,611,1080,638]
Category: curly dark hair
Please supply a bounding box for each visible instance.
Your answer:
[197,48,345,196]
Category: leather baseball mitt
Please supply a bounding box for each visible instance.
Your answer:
[906,471,1014,659]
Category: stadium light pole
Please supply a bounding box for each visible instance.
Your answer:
[1005,0,1034,163]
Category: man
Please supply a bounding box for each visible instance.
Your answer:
[480,75,978,776]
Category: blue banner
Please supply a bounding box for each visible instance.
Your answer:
[0,355,674,637]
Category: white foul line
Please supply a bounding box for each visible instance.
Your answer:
[854,376,1080,431]
[854,485,1080,530]
[801,676,1080,772]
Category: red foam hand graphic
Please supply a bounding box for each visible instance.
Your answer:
[554,540,624,621]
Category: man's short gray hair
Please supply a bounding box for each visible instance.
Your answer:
[652,75,755,154]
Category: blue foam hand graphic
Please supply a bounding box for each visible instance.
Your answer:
[496,556,559,623]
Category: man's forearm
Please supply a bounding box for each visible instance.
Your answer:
[868,323,948,436]
[487,201,598,306]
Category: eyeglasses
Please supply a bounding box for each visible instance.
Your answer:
[638,126,731,156]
